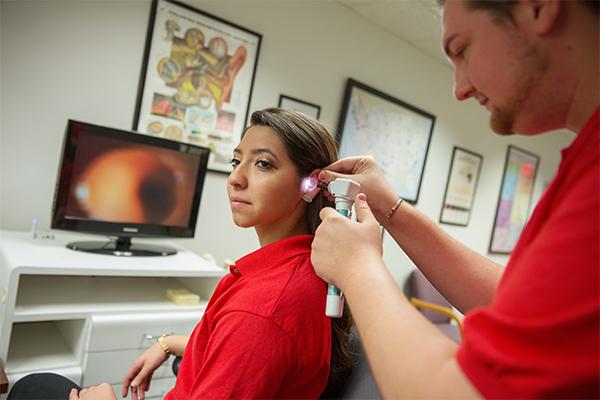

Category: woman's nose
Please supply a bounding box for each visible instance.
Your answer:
[227,164,247,189]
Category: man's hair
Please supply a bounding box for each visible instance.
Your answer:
[243,108,354,397]
[438,0,598,21]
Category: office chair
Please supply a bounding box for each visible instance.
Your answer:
[404,269,462,343]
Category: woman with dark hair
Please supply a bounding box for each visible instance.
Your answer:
[135,107,354,399]
[8,108,353,400]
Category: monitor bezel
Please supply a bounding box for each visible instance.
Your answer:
[51,119,210,239]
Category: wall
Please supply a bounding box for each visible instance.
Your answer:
[0,1,573,285]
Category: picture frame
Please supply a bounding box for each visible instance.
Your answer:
[278,94,321,120]
[439,146,483,226]
[337,79,435,204]
[133,0,262,173]
[489,145,540,254]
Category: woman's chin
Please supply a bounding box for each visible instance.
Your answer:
[232,218,254,228]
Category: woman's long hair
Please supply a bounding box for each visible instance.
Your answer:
[244,107,355,396]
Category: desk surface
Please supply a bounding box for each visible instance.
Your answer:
[0,230,224,278]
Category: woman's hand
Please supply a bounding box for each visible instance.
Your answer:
[69,384,116,400]
[319,156,398,223]
[122,342,170,400]
[311,194,384,289]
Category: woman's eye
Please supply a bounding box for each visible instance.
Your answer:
[256,159,272,169]
[455,46,466,58]
[230,158,240,168]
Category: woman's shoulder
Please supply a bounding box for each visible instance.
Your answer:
[270,252,328,316]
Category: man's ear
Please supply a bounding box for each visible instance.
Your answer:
[528,0,561,35]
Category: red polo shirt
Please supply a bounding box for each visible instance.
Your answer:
[457,108,600,398]
[166,235,331,399]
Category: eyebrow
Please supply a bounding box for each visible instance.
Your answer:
[233,147,280,161]
[443,33,458,58]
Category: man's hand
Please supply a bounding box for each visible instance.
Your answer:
[69,384,117,400]
[311,193,383,289]
[319,156,398,222]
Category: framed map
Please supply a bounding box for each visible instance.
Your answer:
[337,79,435,203]
[489,145,539,254]
[133,0,262,173]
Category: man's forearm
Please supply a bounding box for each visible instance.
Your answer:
[342,261,480,399]
[381,201,503,313]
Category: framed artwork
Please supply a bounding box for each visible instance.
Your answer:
[337,79,435,204]
[278,94,321,120]
[133,0,262,173]
[489,145,540,254]
[439,146,483,226]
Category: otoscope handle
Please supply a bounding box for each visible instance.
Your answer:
[325,208,350,318]
[325,178,360,319]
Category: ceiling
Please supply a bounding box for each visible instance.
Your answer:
[337,0,449,67]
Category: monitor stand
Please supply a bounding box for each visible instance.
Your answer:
[66,236,177,257]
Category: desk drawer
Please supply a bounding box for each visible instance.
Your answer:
[82,350,175,387]
[87,311,202,352]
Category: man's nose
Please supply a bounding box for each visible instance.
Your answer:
[453,65,475,101]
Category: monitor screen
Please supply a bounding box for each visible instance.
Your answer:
[51,120,210,256]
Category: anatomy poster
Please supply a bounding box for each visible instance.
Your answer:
[134,0,261,173]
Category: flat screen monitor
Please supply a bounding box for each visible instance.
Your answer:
[51,120,210,256]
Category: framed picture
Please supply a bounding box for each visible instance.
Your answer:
[337,79,435,203]
[278,94,321,120]
[489,145,540,254]
[133,0,262,173]
[439,146,483,226]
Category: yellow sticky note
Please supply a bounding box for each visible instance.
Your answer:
[166,288,201,306]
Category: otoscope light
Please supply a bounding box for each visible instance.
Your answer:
[301,176,319,193]
[301,170,323,203]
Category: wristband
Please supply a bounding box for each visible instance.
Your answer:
[157,334,171,355]
[385,197,404,219]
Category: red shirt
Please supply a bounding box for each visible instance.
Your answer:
[457,108,600,398]
[165,235,331,399]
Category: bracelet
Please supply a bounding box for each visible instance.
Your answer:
[385,197,404,219]
[157,334,171,355]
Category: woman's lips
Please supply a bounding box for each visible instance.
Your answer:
[230,197,251,207]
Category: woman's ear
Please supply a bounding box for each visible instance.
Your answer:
[302,187,320,203]
[301,170,322,203]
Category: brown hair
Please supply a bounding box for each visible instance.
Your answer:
[244,107,354,396]
[438,0,598,21]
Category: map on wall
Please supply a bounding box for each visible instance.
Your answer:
[337,79,435,203]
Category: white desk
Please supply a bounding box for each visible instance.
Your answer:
[0,230,224,398]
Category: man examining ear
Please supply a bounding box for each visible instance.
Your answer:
[311,0,599,398]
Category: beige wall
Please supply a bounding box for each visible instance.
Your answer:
[0,0,573,284]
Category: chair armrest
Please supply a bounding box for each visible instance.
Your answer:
[410,297,463,336]
[172,356,182,376]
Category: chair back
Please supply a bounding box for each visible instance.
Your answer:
[331,328,381,399]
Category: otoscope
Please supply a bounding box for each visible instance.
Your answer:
[325,178,361,318]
